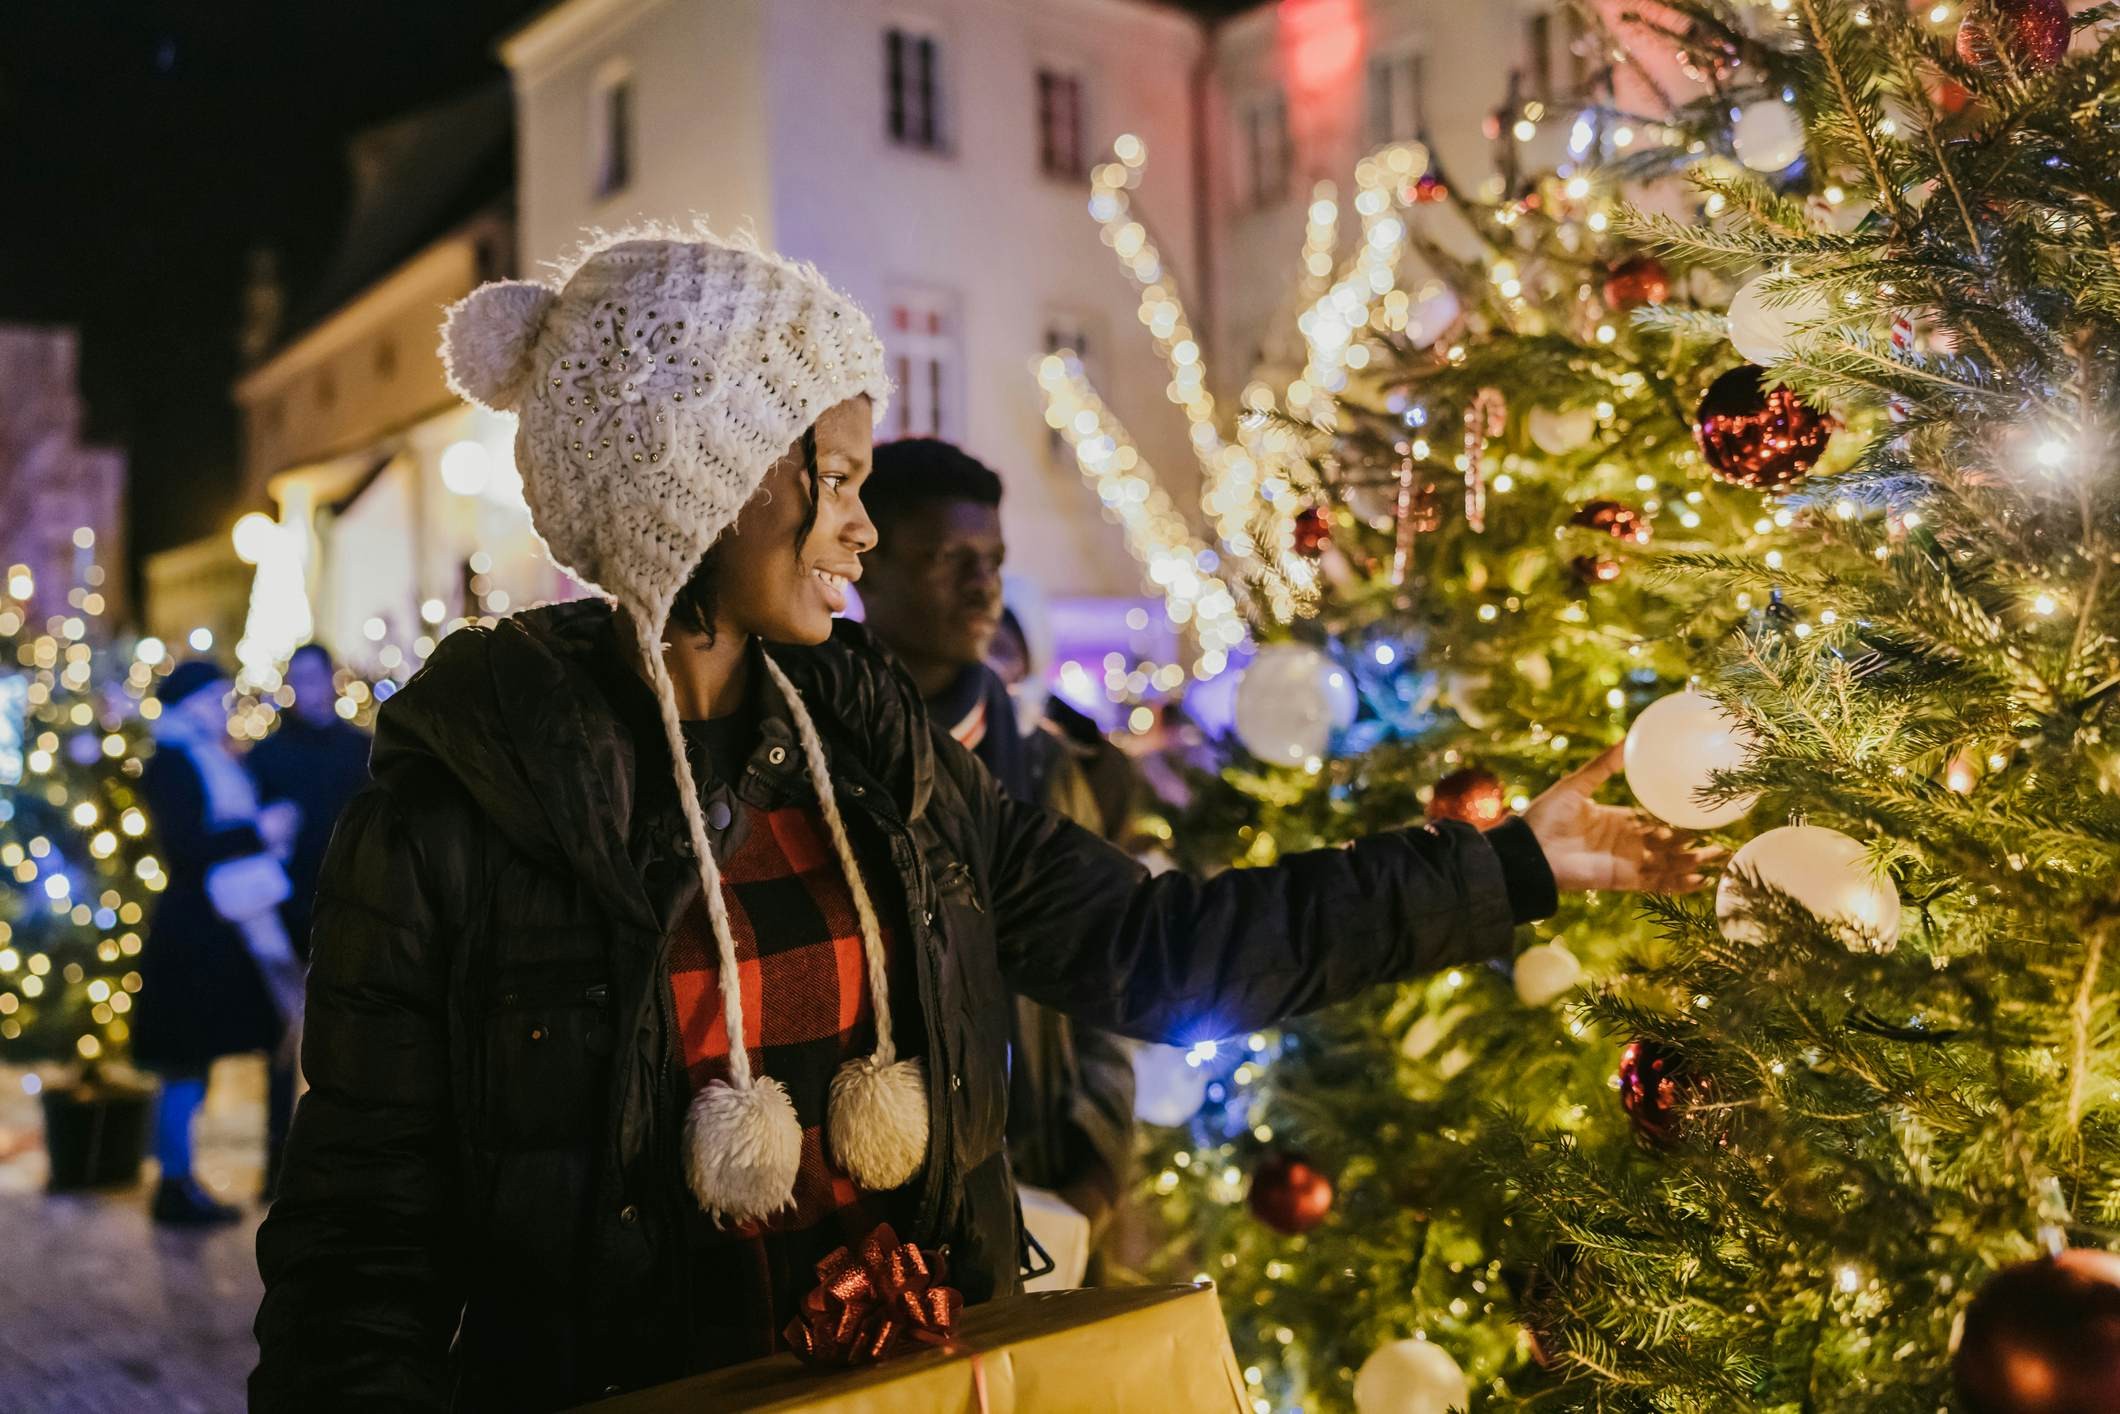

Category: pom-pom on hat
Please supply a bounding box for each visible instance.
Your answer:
[438,228,923,1224]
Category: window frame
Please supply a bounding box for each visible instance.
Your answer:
[1035,64,1089,181]
[884,22,949,154]
[1236,87,1291,211]
[1365,43,1425,148]
[883,285,963,442]
[589,59,635,202]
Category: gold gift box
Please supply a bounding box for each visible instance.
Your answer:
[584,1282,1247,1413]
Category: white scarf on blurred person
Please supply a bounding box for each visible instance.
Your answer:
[149,706,262,829]
[148,708,301,1003]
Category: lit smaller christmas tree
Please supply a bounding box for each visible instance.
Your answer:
[0,535,165,1067]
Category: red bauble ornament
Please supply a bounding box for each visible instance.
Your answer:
[1248,1153,1335,1235]
[1954,1249,2120,1414]
[1931,76,1974,117]
[1957,0,2070,72]
[1694,365,1835,491]
[1570,500,1651,544]
[1293,504,1332,558]
[1617,1040,1712,1147]
[1570,554,1623,585]
[1603,255,1671,310]
[1427,767,1508,827]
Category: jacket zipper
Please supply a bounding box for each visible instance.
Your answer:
[496,974,611,1011]
[908,840,956,1246]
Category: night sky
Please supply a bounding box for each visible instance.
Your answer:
[0,0,545,585]
[0,0,1252,600]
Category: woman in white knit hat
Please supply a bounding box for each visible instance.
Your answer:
[252,228,1710,1411]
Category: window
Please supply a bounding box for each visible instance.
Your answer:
[592,65,633,199]
[1238,90,1290,209]
[885,287,960,440]
[1367,48,1424,146]
[1043,313,1098,453]
[1036,67,1086,179]
[885,26,945,152]
[1524,9,1589,102]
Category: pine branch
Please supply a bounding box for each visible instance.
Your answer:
[1795,0,1907,224]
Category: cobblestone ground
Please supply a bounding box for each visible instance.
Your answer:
[0,1057,268,1413]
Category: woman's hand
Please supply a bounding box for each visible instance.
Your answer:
[1523,742,1720,894]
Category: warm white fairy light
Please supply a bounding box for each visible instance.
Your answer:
[1036,353,1245,677]
[1291,142,1429,414]
[1089,139,1311,623]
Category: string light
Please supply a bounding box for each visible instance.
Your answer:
[1085,138,1313,624]
[1036,353,1245,678]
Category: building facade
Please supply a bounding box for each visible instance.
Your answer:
[501,0,1211,604]
[0,326,127,631]
[226,208,578,682]
[188,0,1588,691]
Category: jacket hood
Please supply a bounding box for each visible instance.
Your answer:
[369,600,933,924]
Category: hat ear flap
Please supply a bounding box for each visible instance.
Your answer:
[439,279,557,413]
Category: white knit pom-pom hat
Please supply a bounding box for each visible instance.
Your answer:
[438,227,926,1224]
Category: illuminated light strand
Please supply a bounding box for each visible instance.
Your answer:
[1088,141,1307,624]
[1036,353,1245,679]
[1289,141,1430,418]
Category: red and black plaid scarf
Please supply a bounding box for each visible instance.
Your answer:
[670,801,921,1363]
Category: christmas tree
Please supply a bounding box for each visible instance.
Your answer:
[1116,0,2120,1409]
[1504,1,2120,1407]
[1126,139,1781,1414]
[0,540,162,1066]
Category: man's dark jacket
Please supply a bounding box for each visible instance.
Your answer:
[248,713,371,956]
[251,601,1552,1411]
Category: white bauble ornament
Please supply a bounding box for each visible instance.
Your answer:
[1443,670,1493,729]
[1130,1044,1209,1127]
[1407,283,1462,348]
[1717,824,1902,952]
[1623,691,1757,830]
[1528,405,1597,456]
[1732,101,1805,173]
[1347,480,1401,531]
[1234,644,1357,765]
[1727,273,1831,366]
[1354,1338,1470,1414]
[1514,941,1585,1006]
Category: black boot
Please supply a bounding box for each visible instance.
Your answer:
[152,1175,240,1226]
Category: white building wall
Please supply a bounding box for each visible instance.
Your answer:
[1207,0,1566,390]
[505,0,1207,600]
[761,0,1207,599]
[505,0,776,279]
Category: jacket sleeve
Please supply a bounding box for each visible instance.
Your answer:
[251,783,464,1411]
[950,733,1553,1044]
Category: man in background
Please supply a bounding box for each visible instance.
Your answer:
[859,439,1135,1284]
[988,588,1147,852]
[247,642,370,1194]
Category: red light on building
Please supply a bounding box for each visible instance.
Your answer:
[1278,0,1364,96]
[1276,0,1365,171]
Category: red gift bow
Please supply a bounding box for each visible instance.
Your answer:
[784,1224,964,1367]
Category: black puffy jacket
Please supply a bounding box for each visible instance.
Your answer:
[251,601,1553,1411]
